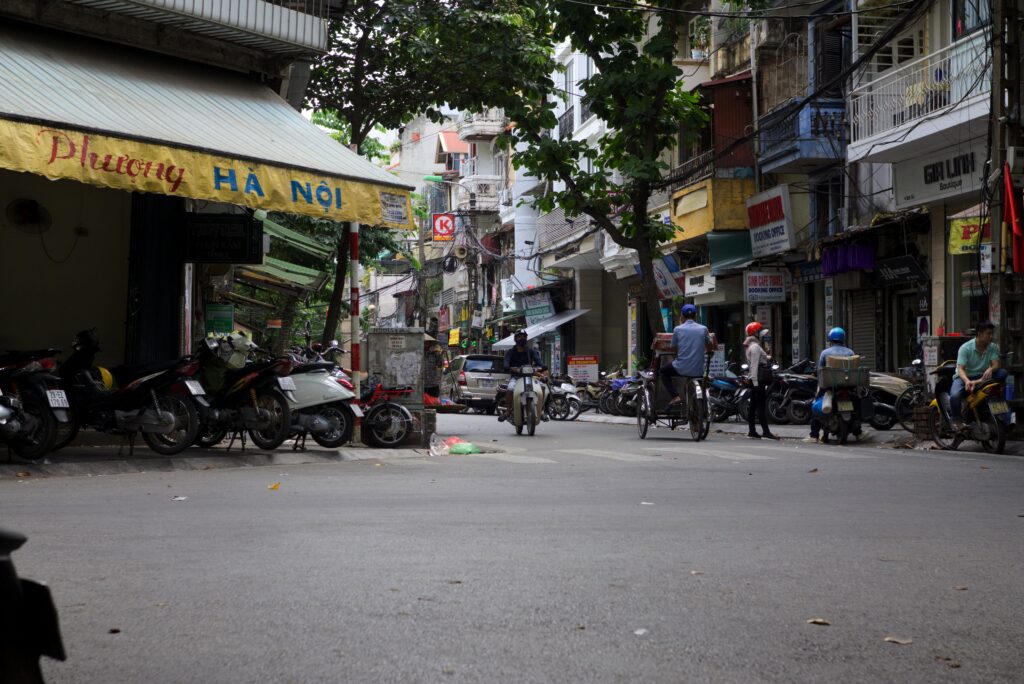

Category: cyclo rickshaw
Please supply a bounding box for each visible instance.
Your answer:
[636,332,715,442]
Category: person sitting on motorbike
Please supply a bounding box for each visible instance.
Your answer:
[952,321,1006,430]
[498,330,547,422]
[660,304,713,407]
[803,327,857,443]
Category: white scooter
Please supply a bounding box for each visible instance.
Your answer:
[546,377,581,421]
[286,363,359,448]
[505,365,548,436]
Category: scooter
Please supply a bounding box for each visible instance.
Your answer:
[56,329,205,455]
[707,364,750,423]
[866,371,911,431]
[498,365,547,435]
[286,361,358,448]
[929,360,1009,454]
[546,376,581,421]
[812,367,874,444]
[0,348,69,460]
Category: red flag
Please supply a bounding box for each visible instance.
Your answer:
[1005,162,1024,273]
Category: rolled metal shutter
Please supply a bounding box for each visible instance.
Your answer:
[848,290,876,370]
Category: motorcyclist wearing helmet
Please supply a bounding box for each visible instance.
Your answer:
[499,330,547,422]
[660,304,713,407]
[743,322,778,440]
[804,327,855,443]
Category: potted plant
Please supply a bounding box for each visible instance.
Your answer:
[689,16,711,59]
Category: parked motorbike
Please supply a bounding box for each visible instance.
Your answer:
[0,348,69,460]
[0,528,66,684]
[354,374,414,448]
[812,367,874,444]
[866,371,911,431]
[286,361,358,448]
[762,360,816,425]
[498,365,547,435]
[193,334,294,451]
[929,360,1009,454]
[55,330,205,455]
[546,376,581,421]
[707,364,750,423]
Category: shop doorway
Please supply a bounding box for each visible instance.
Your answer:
[892,290,919,370]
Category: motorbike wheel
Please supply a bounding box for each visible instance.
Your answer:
[486,403,497,416]
[311,402,355,448]
[929,405,961,451]
[979,410,1007,454]
[526,398,536,436]
[565,397,582,421]
[11,390,57,460]
[637,388,649,439]
[616,392,637,417]
[836,418,850,445]
[141,393,200,456]
[247,389,292,451]
[366,403,412,448]
[766,394,790,424]
[737,397,750,423]
[787,401,811,425]
[895,387,923,432]
[51,415,80,451]
[547,395,570,421]
[195,426,228,448]
[869,408,896,431]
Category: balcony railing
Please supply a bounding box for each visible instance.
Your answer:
[457,108,507,141]
[538,209,589,246]
[558,107,575,140]
[850,29,990,143]
[759,98,846,171]
[68,0,329,53]
[457,176,501,212]
[579,96,594,125]
[667,150,715,191]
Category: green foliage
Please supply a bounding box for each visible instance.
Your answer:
[310,111,390,162]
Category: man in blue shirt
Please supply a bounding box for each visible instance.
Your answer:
[804,327,856,442]
[660,304,712,406]
[951,321,1005,427]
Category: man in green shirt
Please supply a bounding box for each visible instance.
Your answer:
[952,321,1006,427]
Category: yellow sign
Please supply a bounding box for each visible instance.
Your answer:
[948,217,991,254]
[448,329,461,346]
[0,119,412,228]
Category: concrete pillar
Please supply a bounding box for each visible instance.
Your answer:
[929,205,945,333]
[575,269,604,358]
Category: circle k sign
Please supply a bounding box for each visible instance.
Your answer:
[432,213,455,241]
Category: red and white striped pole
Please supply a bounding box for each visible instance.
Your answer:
[349,222,361,440]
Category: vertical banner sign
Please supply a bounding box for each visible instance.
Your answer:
[709,345,726,377]
[552,334,562,374]
[791,288,801,365]
[567,355,600,383]
[947,217,991,254]
[824,280,834,331]
[628,298,639,374]
[437,306,451,331]
[747,185,796,258]
[432,213,455,242]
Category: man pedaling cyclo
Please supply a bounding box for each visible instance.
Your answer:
[659,304,714,407]
[498,330,548,422]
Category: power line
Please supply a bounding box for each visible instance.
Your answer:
[559,0,918,20]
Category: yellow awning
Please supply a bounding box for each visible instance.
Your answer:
[0,24,413,229]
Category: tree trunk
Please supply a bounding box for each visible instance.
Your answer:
[275,295,299,356]
[320,224,351,346]
[636,242,668,338]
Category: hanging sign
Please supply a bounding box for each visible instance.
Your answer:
[747,184,797,258]
[947,216,992,254]
[743,270,787,302]
[682,265,716,296]
[432,213,455,241]
[437,306,451,331]
[205,303,234,335]
[893,140,985,209]
[567,355,599,383]
[522,292,555,326]
[651,257,684,298]
[874,255,927,285]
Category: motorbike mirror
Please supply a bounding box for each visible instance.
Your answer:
[740,363,750,371]
[771,364,780,370]
[599,371,607,377]
[912,359,922,366]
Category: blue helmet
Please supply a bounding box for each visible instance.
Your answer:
[827,327,846,343]
[681,303,698,318]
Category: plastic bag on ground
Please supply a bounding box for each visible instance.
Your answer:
[428,433,450,457]
[449,442,482,455]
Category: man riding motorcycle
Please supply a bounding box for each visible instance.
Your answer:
[803,327,861,443]
[498,330,548,422]
[951,321,1006,430]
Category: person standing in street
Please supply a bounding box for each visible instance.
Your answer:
[743,322,778,440]
[660,304,713,407]
[424,340,444,398]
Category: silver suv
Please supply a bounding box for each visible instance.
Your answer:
[442,354,509,413]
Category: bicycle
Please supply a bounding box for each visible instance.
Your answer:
[894,359,927,432]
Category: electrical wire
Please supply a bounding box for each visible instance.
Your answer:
[559,0,918,20]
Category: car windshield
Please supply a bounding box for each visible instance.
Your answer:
[464,358,502,373]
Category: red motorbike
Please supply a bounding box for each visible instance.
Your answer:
[352,374,414,448]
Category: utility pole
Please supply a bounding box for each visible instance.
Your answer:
[349,222,361,443]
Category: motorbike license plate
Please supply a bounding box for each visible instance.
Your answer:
[278,376,297,391]
[350,405,363,417]
[185,380,205,396]
[989,399,1010,416]
[837,400,854,412]
[46,390,70,409]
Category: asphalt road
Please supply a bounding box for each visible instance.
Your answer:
[2,414,1023,683]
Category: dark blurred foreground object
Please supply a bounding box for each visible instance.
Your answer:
[0,528,65,684]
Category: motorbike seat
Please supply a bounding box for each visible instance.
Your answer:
[0,348,62,365]
[109,357,184,386]
[291,362,336,374]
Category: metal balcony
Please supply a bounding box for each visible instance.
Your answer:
[456,176,501,212]
[457,108,507,141]
[66,0,329,54]
[849,29,990,146]
[758,98,846,174]
[558,107,575,140]
[667,150,714,192]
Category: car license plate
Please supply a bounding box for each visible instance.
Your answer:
[46,390,70,408]
[278,376,297,391]
[989,399,1010,416]
[185,380,205,396]
[479,379,494,388]
[837,400,854,412]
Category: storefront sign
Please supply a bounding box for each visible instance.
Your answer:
[948,217,992,254]
[471,311,484,328]
[437,306,451,331]
[628,298,639,373]
[567,355,600,383]
[205,302,233,335]
[682,265,716,297]
[432,213,455,241]
[266,319,282,329]
[743,270,787,302]
[980,243,994,273]
[184,214,263,263]
[448,328,460,346]
[874,255,927,285]
[708,344,726,377]
[790,260,824,284]
[893,140,985,209]
[824,280,834,330]
[0,120,412,227]
[522,292,555,326]
[747,184,797,257]
[651,258,683,298]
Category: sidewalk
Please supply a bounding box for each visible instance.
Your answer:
[576,412,914,446]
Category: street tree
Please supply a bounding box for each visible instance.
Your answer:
[304,0,552,344]
[500,2,709,336]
